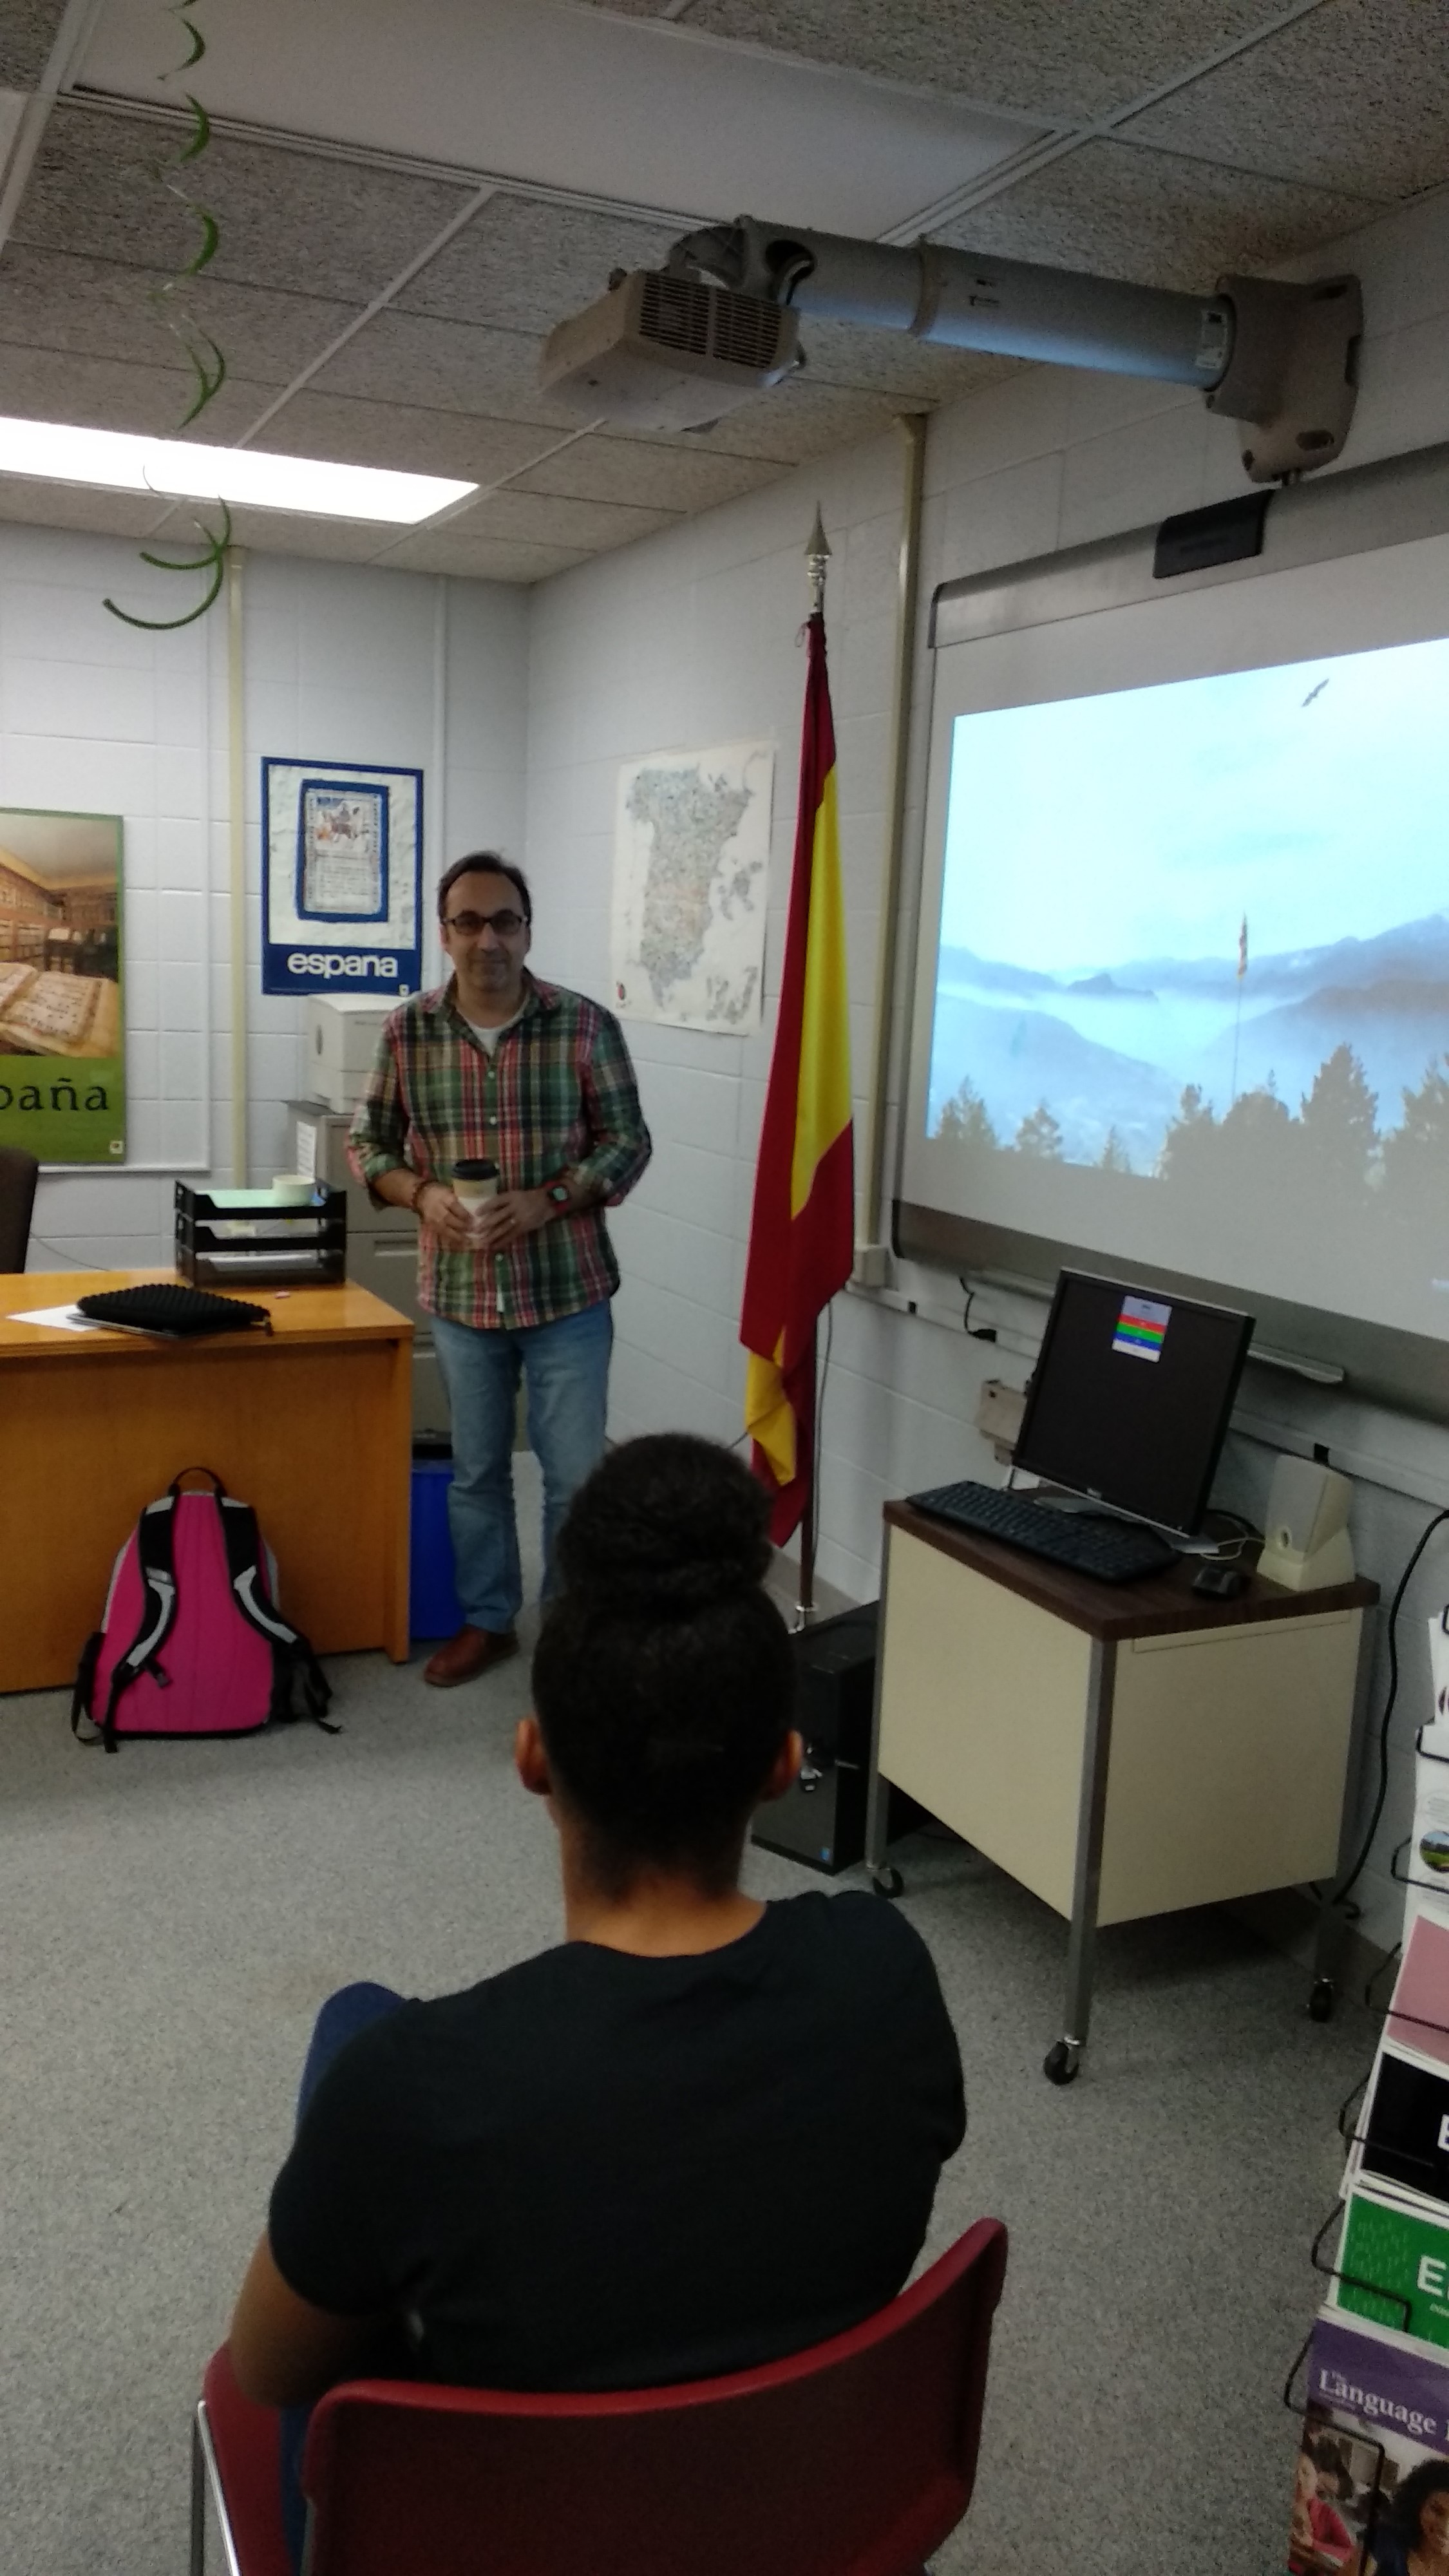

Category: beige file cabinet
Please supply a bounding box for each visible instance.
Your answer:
[866,1501,1378,2085]
[288,1102,450,1440]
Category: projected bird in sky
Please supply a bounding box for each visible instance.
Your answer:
[1302,677,1329,707]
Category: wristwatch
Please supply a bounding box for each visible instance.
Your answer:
[545,1181,572,1211]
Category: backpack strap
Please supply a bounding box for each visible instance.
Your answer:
[70,1630,104,1745]
[217,1496,338,1734]
[86,1497,182,1754]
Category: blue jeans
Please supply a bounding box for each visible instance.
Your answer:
[279,1982,405,2573]
[430,1298,612,1633]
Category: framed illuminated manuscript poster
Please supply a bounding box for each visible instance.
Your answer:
[0,805,124,1163]
[261,757,422,998]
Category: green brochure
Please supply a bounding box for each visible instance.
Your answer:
[1338,2189,1449,2348]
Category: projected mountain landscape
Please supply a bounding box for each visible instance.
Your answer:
[929,913,1449,1186]
[926,630,1449,1250]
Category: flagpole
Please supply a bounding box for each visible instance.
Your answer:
[795,509,832,1630]
[797,1321,818,1627]
[1231,912,1247,1106]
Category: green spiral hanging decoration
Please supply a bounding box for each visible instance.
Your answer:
[104,0,231,631]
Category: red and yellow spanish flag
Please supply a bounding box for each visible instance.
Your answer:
[740,609,854,1543]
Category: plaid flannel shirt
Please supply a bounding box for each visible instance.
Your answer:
[348,974,651,1331]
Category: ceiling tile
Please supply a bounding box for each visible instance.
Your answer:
[1124,0,1449,201]
[0,246,359,388]
[446,489,681,549]
[257,390,567,483]
[647,375,905,462]
[376,529,593,582]
[0,475,164,538]
[0,1,70,89]
[397,192,680,336]
[640,1,1282,124]
[510,432,783,511]
[796,319,1016,403]
[933,140,1372,293]
[0,343,274,439]
[308,309,576,426]
[12,106,473,301]
[138,500,394,564]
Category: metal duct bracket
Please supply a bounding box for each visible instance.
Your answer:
[1209,273,1363,482]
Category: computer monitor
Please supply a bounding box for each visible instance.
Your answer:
[1013,1270,1255,1539]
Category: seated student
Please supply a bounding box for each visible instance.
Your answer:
[227,1432,966,2566]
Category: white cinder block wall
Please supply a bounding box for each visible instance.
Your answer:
[524,185,1449,1956]
[5,538,529,1264]
[6,184,1448,1951]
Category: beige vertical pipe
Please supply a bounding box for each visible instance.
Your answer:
[225,545,249,1185]
[857,412,928,1261]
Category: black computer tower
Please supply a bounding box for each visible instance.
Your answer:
[751,1602,882,1876]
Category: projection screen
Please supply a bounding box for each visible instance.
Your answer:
[898,441,1449,1411]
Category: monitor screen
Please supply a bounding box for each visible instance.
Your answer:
[1014,1270,1255,1537]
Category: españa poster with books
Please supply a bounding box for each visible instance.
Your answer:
[0,806,124,1163]
[261,757,422,999]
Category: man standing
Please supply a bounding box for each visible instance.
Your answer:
[350,852,651,1685]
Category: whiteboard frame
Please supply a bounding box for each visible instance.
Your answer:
[896,437,1449,1418]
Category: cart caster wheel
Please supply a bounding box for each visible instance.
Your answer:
[872,1866,904,1900]
[1043,2040,1081,2085]
[1308,1978,1336,2023]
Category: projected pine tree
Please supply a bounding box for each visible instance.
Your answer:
[1383,1056,1449,1213]
[1015,1101,1065,1159]
[936,1076,998,1151]
[1299,1045,1379,1190]
[1158,1085,1218,1186]
[1099,1126,1133,1173]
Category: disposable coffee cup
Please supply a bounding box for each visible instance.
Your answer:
[452,1159,499,1215]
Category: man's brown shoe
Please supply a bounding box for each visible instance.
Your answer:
[422,1624,519,1687]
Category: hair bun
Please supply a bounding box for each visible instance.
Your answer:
[555,1433,772,1614]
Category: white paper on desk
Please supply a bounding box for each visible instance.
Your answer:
[7,1303,109,1332]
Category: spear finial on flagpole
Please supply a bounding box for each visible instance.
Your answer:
[805,504,831,615]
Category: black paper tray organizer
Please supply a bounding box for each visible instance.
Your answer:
[175,1183,346,1289]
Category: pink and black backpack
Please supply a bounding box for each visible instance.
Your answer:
[71,1468,334,1753]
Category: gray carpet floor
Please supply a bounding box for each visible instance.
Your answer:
[0,1479,1374,2573]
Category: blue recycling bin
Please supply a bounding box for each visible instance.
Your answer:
[410,1457,464,1640]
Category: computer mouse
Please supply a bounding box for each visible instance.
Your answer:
[1193,1562,1247,1598]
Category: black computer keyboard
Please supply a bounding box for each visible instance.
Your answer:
[906,1481,1178,1583]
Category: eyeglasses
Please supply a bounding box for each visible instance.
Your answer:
[442,908,527,938]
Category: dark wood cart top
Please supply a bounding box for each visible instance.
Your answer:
[883,1498,1379,1643]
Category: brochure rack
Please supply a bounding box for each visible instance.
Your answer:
[1283,1727,1449,2571]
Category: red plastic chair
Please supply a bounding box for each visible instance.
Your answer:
[191,2216,1007,2576]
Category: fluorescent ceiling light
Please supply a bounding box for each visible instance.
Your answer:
[0,416,475,523]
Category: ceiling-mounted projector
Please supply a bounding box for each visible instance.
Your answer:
[538,269,800,431]
[541,215,1362,482]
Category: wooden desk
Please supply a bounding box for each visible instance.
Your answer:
[0,1271,413,1692]
[866,1501,1378,2084]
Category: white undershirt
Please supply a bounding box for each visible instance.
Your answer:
[465,1007,522,1057]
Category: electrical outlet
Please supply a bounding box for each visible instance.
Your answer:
[975,1378,1025,1462]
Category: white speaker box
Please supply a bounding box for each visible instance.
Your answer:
[1257,1456,1355,1591]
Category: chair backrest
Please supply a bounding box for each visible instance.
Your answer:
[0,1146,39,1274]
[302,2217,1007,2576]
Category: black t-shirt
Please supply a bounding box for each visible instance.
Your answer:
[269,1892,965,2392]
